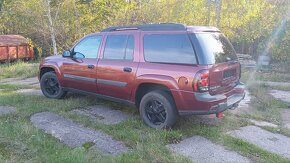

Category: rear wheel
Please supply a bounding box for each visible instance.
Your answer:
[139,91,178,128]
[40,72,67,99]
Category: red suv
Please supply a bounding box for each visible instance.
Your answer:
[39,23,245,128]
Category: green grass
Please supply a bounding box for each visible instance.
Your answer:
[0,61,39,80]
[0,88,191,163]
[1,69,290,162]
[245,83,288,123]
[241,68,290,83]
[0,83,290,163]
[241,68,290,123]
[267,85,290,91]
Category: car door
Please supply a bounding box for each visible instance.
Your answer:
[61,35,103,93]
[97,32,139,100]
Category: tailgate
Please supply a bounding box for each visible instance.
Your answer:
[209,61,240,95]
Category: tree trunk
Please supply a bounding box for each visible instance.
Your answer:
[73,0,81,38]
[0,0,3,12]
[207,0,211,26]
[44,0,57,55]
[215,0,222,27]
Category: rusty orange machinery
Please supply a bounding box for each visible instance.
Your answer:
[0,35,34,62]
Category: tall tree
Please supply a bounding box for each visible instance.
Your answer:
[0,0,3,11]
[206,0,212,26]
[215,0,222,27]
[43,0,57,55]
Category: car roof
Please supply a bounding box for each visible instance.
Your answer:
[100,23,220,33]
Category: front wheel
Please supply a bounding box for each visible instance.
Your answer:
[139,91,178,129]
[40,72,67,99]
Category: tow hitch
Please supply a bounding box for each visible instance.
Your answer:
[216,112,223,119]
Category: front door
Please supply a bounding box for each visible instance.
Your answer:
[62,35,103,93]
[97,33,139,100]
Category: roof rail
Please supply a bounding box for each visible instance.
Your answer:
[101,23,186,32]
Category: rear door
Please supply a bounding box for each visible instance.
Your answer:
[97,32,139,100]
[193,32,240,95]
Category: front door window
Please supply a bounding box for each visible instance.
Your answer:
[73,36,102,59]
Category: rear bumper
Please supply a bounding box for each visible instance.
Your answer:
[177,82,245,115]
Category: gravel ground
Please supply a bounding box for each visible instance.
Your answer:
[31,83,40,88]
[282,109,290,130]
[261,81,290,87]
[228,125,290,159]
[238,90,252,109]
[248,119,278,128]
[1,77,39,86]
[16,89,43,96]
[183,114,222,126]
[0,106,16,115]
[167,136,251,163]
[232,90,253,114]
[269,90,290,105]
[0,78,18,83]
[31,112,128,155]
[72,105,132,125]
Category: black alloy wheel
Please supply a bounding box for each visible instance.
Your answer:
[139,90,178,128]
[40,72,67,99]
[145,99,167,125]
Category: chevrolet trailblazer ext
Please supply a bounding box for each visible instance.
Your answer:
[39,23,245,128]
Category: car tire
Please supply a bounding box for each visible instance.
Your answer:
[40,72,67,99]
[139,90,178,129]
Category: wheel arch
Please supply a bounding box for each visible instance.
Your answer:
[40,67,56,79]
[39,64,64,85]
[134,82,175,108]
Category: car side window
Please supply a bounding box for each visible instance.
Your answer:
[144,34,197,64]
[73,36,102,59]
[103,35,134,60]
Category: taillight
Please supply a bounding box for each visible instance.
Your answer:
[193,69,209,92]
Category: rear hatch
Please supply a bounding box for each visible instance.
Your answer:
[194,32,240,95]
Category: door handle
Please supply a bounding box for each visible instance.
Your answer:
[88,65,95,69]
[123,67,132,72]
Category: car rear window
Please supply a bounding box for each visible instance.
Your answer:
[144,34,197,65]
[192,33,237,64]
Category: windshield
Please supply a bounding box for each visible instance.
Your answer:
[193,33,237,64]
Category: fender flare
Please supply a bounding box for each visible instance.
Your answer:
[131,74,179,101]
[40,63,63,84]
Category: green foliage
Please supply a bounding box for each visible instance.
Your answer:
[0,0,288,61]
[272,21,290,62]
[0,80,290,162]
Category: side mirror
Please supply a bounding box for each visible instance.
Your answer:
[62,50,71,57]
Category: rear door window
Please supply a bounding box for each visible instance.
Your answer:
[144,34,197,64]
[192,33,237,64]
[103,35,134,60]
